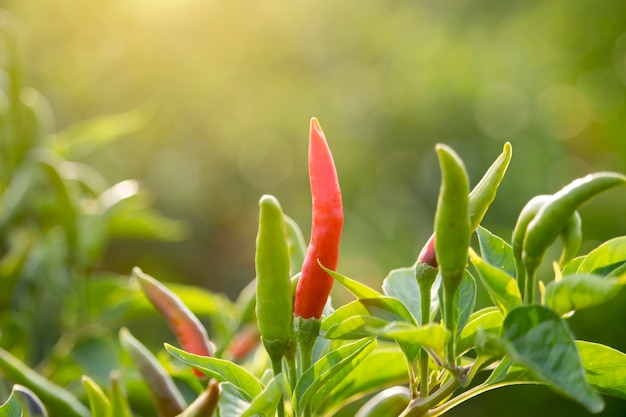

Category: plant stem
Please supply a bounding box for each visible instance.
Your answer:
[415,262,438,398]
[294,317,320,417]
[442,286,457,365]
[400,378,460,417]
[419,284,431,396]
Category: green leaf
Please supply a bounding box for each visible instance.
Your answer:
[438,271,476,335]
[501,306,604,413]
[82,376,112,417]
[477,226,516,278]
[293,338,376,415]
[469,248,522,315]
[217,383,250,417]
[577,237,626,276]
[108,206,188,241]
[577,341,626,400]
[321,297,416,339]
[381,267,440,323]
[0,388,22,417]
[323,348,408,414]
[544,273,626,316]
[165,344,263,400]
[51,108,148,158]
[368,322,450,359]
[0,348,90,417]
[322,264,382,299]
[240,375,283,417]
[562,256,585,276]
[457,307,503,355]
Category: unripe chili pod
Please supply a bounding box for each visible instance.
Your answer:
[119,327,187,417]
[523,173,626,278]
[559,210,582,267]
[294,118,344,320]
[134,267,214,377]
[255,194,292,358]
[434,144,471,290]
[354,386,411,417]
[417,142,511,269]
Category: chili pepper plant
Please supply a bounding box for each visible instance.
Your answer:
[4,114,626,416]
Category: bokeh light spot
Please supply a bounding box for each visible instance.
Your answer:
[238,135,293,189]
[537,85,591,140]
[474,83,530,139]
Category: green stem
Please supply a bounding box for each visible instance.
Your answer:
[442,286,457,365]
[284,338,298,391]
[270,359,285,417]
[416,263,438,398]
[294,317,320,417]
[426,380,540,417]
[419,286,431,396]
[400,378,460,417]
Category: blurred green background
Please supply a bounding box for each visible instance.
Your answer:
[4,0,626,415]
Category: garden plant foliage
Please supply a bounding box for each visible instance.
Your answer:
[2,8,626,417]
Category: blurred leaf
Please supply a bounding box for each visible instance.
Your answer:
[51,108,148,158]
[544,273,626,316]
[501,305,604,413]
[72,337,120,385]
[240,375,283,417]
[293,338,376,416]
[0,348,90,417]
[284,214,306,278]
[469,248,522,315]
[82,376,112,417]
[321,297,416,340]
[457,307,503,355]
[108,206,188,241]
[165,344,262,400]
[577,237,626,275]
[322,264,382,299]
[577,341,626,400]
[324,348,408,413]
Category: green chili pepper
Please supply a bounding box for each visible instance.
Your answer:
[255,195,292,343]
[354,386,411,417]
[511,194,553,298]
[434,144,471,364]
[134,267,214,377]
[109,371,133,417]
[417,142,511,268]
[119,327,187,417]
[559,210,582,267]
[13,385,48,417]
[468,142,512,231]
[294,117,344,320]
[175,380,219,417]
[522,172,626,303]
[0,348,90,417]
[434,144,471,287]
[255,194,292,382]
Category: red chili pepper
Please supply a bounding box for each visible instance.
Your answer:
[293,118,344,319]
[134,267,214,377]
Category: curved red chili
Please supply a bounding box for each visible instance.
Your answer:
[293,118,344,319]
